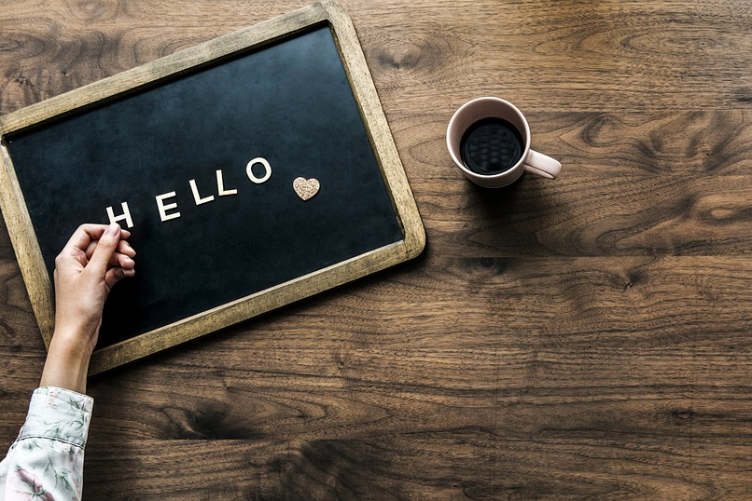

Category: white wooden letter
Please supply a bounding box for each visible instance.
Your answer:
[189,179,215,205]
[246,157,272,184]
[156,192,181,222]
[106,202,134,229]
[216,169,237,196]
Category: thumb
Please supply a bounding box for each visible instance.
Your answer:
[88,223,121,277]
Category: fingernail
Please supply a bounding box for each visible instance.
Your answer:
[106,223,120,236]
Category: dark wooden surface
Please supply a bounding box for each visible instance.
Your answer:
[2,0,752,499]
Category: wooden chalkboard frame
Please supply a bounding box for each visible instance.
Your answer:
[0,1,425,374]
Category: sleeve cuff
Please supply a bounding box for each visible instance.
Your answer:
[16,387,94,448]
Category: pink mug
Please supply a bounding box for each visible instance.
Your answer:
[447,97,562,188]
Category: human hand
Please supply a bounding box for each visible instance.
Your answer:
[41,223,136,393]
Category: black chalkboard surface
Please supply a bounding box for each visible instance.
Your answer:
[0,2,424,373]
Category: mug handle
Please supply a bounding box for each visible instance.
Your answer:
[524,150,562,180]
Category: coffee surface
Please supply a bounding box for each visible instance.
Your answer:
[460,118,524,175]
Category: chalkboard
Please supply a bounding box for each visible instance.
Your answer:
[0,1,425,374]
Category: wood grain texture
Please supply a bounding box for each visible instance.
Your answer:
[393,111,752,178]
[2,0,752,499]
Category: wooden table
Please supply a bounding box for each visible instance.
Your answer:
[2,0,751,499]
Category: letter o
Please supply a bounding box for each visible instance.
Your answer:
[246,157,272,184]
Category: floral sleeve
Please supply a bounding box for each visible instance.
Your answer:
[0,387,93,501]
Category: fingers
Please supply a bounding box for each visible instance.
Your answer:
[87,224,123,277]
[58,225,101,265]
[105,265,136,291]
[117,238,136,257]
[66,224,131,251]
[84,239,136,268]
[117,253,136,270]
[56,223,137,289]
[57,225,102,271]
[59,224,132,261]
[84,233,135,257]
[106,252,136,271]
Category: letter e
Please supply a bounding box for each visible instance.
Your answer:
[156,192,181,222]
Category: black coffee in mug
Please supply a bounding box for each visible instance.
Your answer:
[459,118,524,175]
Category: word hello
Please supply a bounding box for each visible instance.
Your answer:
[106,157,272,229]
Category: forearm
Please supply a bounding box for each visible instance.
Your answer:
[40,329,95,394]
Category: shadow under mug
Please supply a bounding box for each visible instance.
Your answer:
[447,97,562,188]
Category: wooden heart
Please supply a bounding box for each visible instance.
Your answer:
[293,177,320,201]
